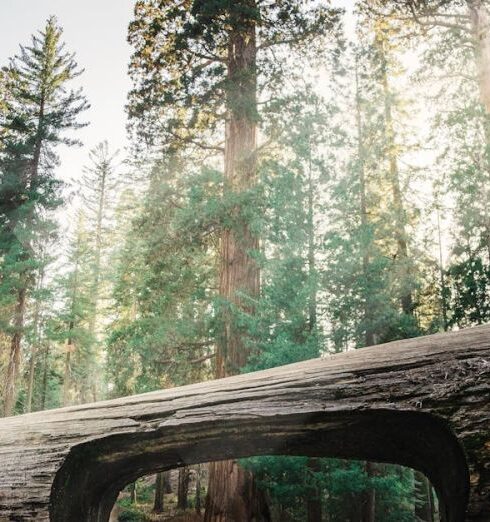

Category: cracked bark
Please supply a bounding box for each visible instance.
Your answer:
[0,325,488,521]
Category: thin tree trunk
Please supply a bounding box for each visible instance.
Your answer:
[205,3,268,521]
[5,94,47,417]
[63,218,84,407]
[361,461,376,522]
[130,482,137,505]
[40,343,50,411]
[164,470,172,494]
[355,55,376,347]
[305,130,322,522]
[195,465,202,514]
[307,133,317,333]
[178,466,190,510]
[3,286,26,416]
[86,154,107,401]
[26,266,45,413]
[29,94,44,187]
[25,304,40,413]
[306,458,322,522]
[355,58,378,520]
[62,325,74,407]
[436,202,448,331]
[153,472,165,513]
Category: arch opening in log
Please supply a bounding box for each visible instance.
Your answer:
[1,325,488,521]
[50,409,468,522]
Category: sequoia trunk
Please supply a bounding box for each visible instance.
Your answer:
[205,2,268,520]
[204,460,270,522]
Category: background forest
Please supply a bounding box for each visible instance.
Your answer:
[1,0,489,521]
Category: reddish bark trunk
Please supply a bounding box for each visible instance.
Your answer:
[205,3,268,520]
[215,6,259,378]
[204,460,270,522]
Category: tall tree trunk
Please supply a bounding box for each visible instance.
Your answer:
[307,134,317,333]
[195,464,202,514]
[356,58,378,520]
[178,466,190,510]
[63,219,84,407]
[25,301,39,414]
[40,343,50,411]
[379,36,413,316]
[86,158,107,402]
[305,133,322,522]
[62,323,75,407]
[3,286,26,416]
[3,93,46,417]
[205,3,269,521]
[436,202,449,331]
[215,9,259,379]
[153,472,165,513]
[164,470,172,494]
[26,266,45,413]
[355,55,376,347]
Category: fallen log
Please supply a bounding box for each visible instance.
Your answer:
[0,325,489,521]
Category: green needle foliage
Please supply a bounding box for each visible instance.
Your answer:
[0,16,88,415]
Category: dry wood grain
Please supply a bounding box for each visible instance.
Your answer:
[0,325,489,521]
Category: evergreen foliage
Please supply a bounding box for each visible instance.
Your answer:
[0,16,87,415]
[2,2,490,519]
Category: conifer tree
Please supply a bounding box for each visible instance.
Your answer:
[0,17,88,415]
[57,211,94,406]
[79,141,119,401]
[127,2,341,518]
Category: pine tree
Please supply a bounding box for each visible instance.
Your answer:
[0,16,88,415]
[79,141,119,401]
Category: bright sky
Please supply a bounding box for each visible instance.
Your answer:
[0,1,356,187]
[0,0,134,187]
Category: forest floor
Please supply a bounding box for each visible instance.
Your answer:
[116,492,203,521]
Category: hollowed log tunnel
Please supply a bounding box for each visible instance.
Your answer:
[0,326,489,521]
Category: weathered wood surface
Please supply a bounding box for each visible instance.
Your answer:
[0,325,489,521]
